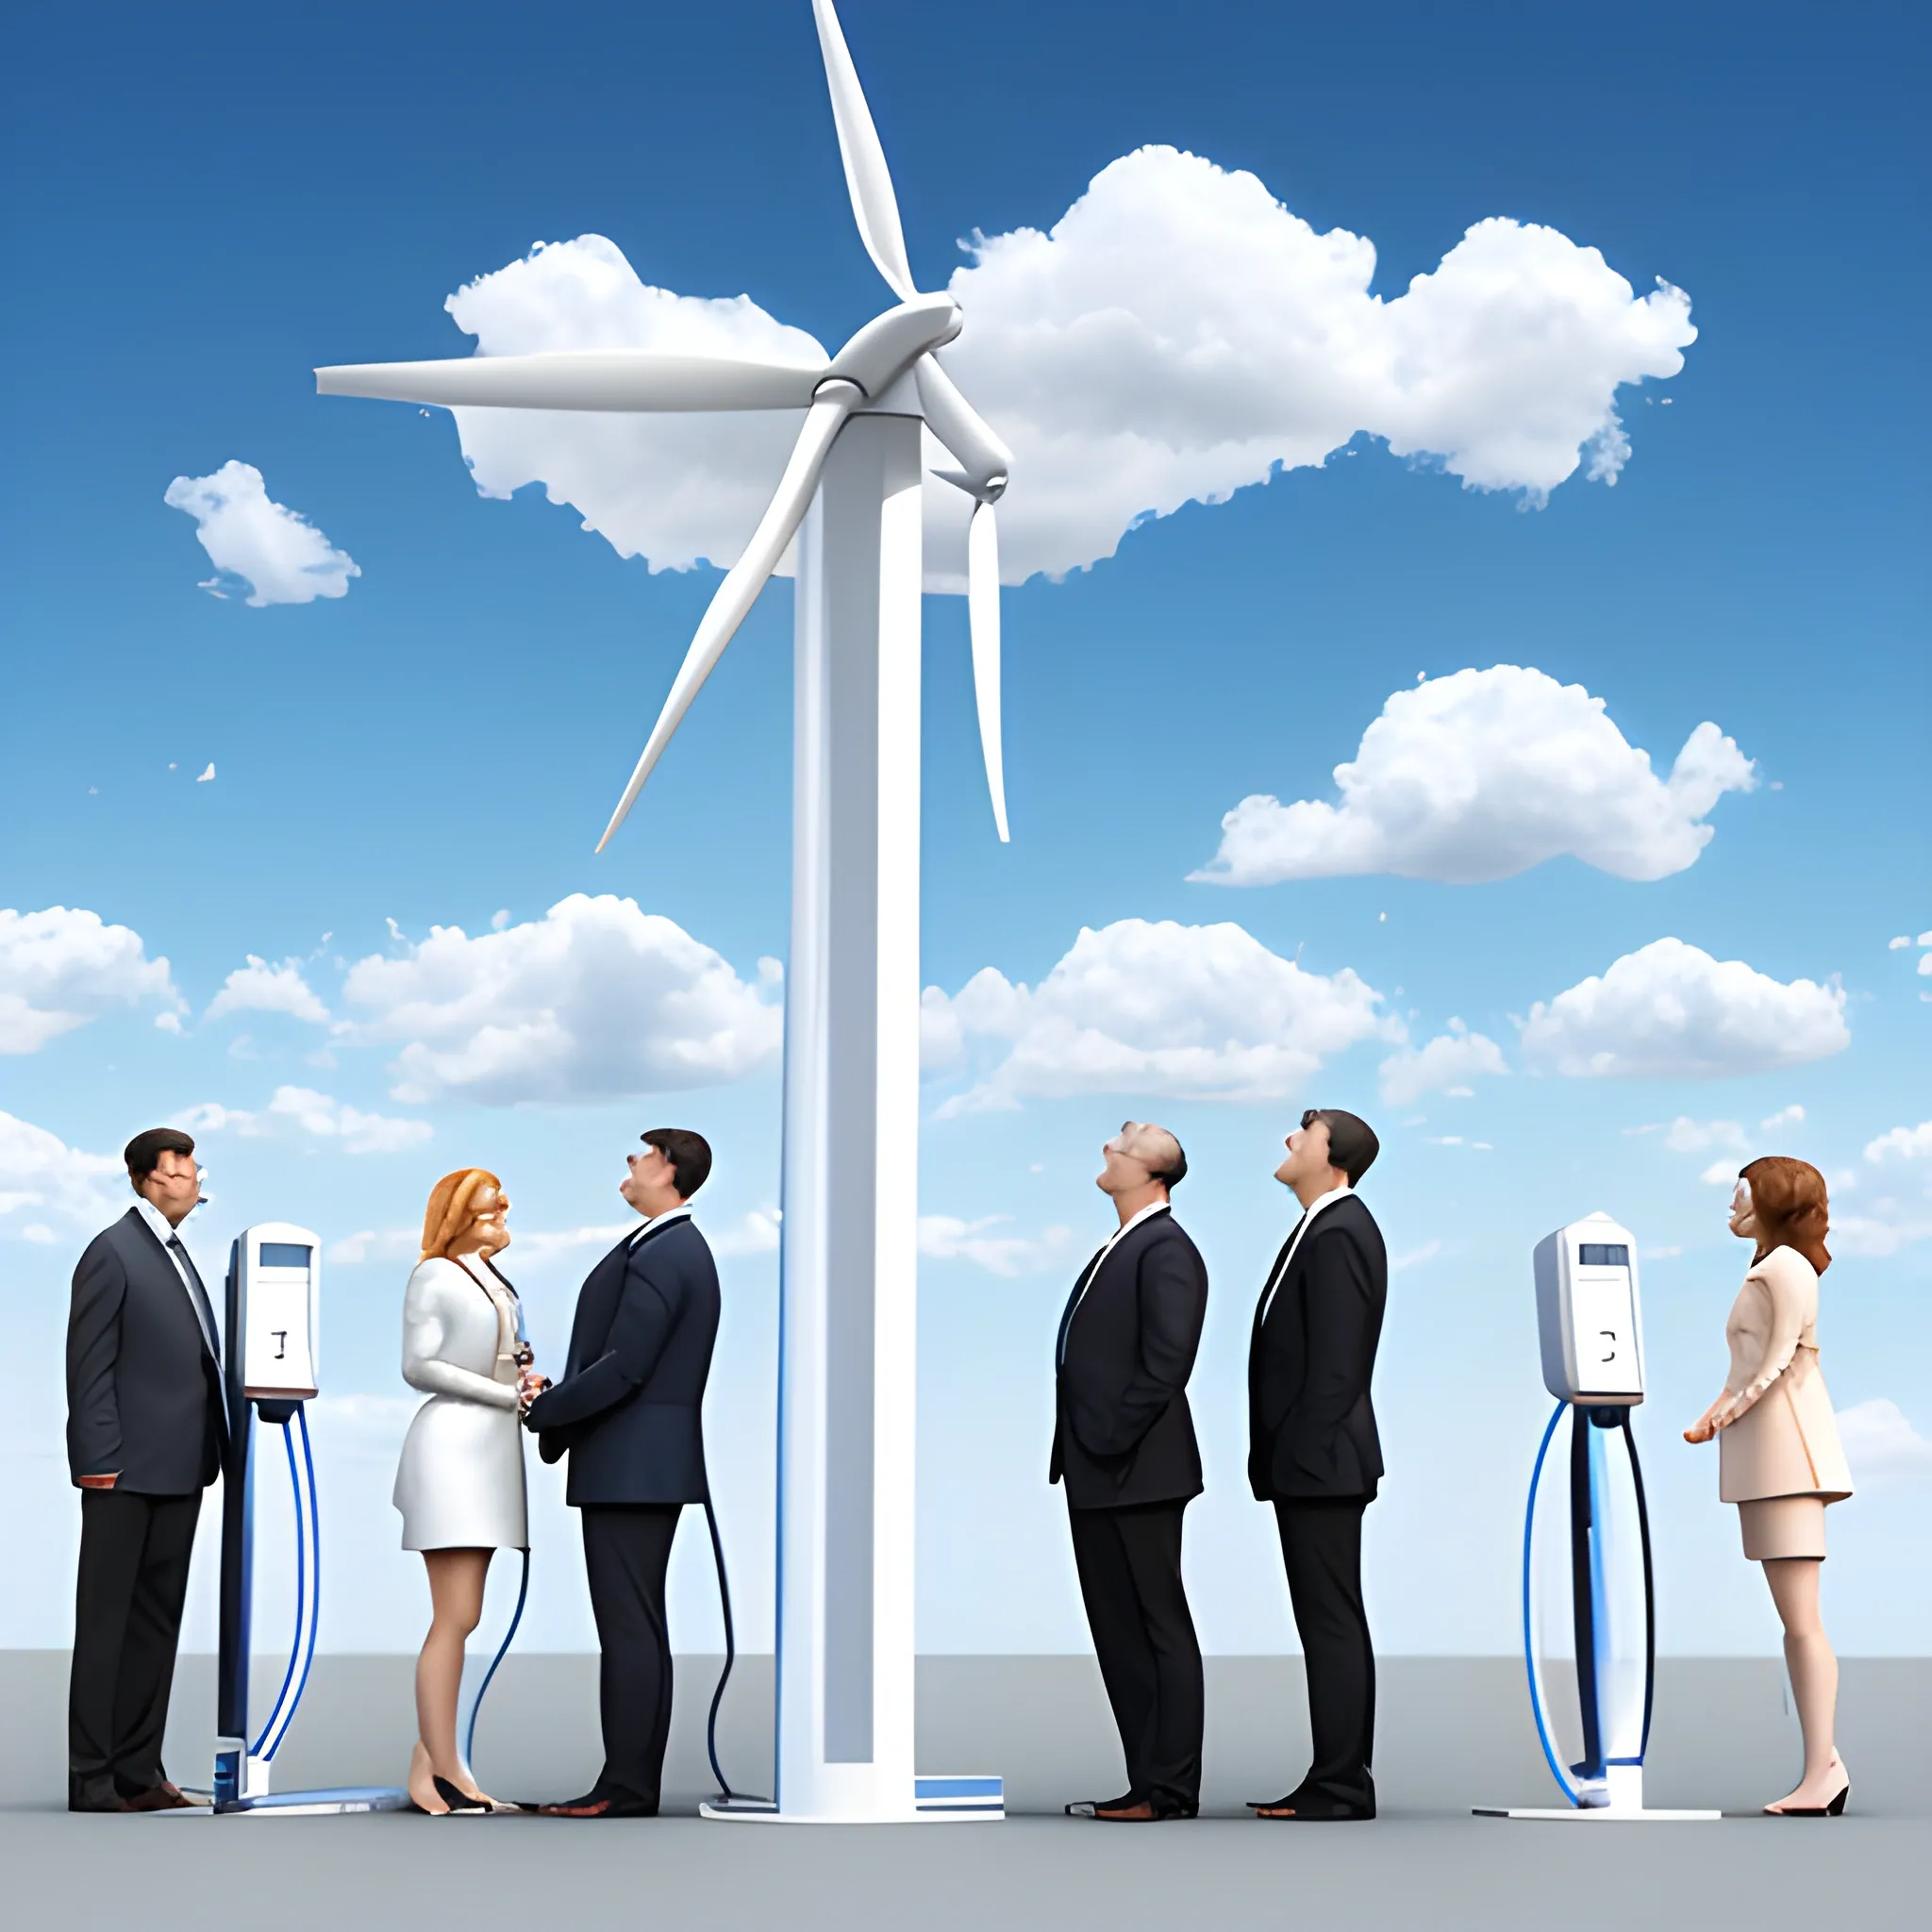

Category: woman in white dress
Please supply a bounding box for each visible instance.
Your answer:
[393,1168,540,1813]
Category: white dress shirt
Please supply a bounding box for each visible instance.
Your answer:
[629,1204,691,1247]
[1257,1184,1355,1327]
[134,1194,220,1357]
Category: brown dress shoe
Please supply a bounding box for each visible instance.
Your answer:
[124,1784,198,1811]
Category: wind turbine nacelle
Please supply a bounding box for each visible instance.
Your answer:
[824,294,961,402]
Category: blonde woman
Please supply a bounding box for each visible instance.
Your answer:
[393,1169,539,1814]
[1684,1156,1855,1816]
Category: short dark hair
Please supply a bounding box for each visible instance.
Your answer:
[125,1126,196,1193]
[1302,1108,1378,1187]
[1149,1133,1188,1190]
[642,1127,711,1200]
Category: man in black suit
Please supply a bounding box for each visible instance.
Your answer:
[523,1127,721,1818]
[65,1126,226,1812]
[1052,1121,1209,1823]
[1246,1107,1388,1822]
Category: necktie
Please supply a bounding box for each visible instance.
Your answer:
[168,1236,222,1362]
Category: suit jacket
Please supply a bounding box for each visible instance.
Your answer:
[1247,1193,1388,1502]
[1050,1208,1208,1510]
[524,1215,720,1507]
[66,1208,225,1495]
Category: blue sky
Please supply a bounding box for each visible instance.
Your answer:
[4,1,1928,1668]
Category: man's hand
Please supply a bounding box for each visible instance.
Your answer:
[517,1371,551,1414]
[77,1473,119,1491]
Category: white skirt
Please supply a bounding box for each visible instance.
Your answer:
[393,1392,529,1552]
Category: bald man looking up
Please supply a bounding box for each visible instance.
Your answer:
[1052,1122,1209,1822]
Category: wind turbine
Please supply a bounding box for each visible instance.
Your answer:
[318,0,1011,1823]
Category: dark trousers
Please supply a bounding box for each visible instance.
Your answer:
[580,1503,683,1807]
[1274,1497,1375,1810]
[1067,1500,1204,1807]
[69,1489,202,1800]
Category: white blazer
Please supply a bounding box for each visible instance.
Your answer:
[392,1256,529,1552]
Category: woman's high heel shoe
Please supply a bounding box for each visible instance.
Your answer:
[1765,1777,1850,1816]
[432,1775,491,1815]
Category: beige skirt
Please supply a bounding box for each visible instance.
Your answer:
[1739,1493,1827,1561]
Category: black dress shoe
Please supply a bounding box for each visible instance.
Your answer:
[1065,1791,1140,1818]
[536,1788,658,1819]
[1251,1795,1375,1821]
[68,1777,128,1814]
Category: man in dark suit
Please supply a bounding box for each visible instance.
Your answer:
[1052,1120,1209,1823]
[1246,1107,1388,1822]
[523,1128,721,1818]
[65,1126,226,1812]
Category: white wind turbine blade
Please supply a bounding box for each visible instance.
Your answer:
[915,357,1011,497]
[316,351,824,412]
[967,499,1009,842]
[810,0,916,301]
[596,382,863,852]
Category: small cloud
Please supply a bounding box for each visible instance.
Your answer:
[1759,1104,1805,1131]
[154,1012,184,1035]
[164,460,359,608]
[1889,936,1912,950]
[207,955,330,1026]
[918,1213,1074,1277]
[712,1207,782,1257]
[1699,1159,1738,1186]
[168,762,178,772]
[491,908,511,931]
[1836,1399,1932,1485]
[195,763,215,783]
[325,1227,419,1267]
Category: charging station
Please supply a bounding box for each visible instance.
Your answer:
[214,1223,408,1815]
[1475,1212,1717,1823]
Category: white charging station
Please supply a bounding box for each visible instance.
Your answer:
[1475,1212,1717,1823]
[214,1224,407,1815]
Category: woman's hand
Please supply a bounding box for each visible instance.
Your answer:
[1684,1394,1733,1444]
[517,1369,550,1412]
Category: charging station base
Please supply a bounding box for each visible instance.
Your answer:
[700,1774,1004,1823]
[215,1787,411,1817]
[1474,1804,1722,1822]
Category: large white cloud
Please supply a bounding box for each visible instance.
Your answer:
[163,460,360,606]
[340,893,783,1106]
[424,148,1692,591]
[922,918,1392,1114]
[0,906,180,1053]
[1194,667,1756,887]
[205,955,330,1024]
[0,1111,124,1232]
[1521,939,1850,1079]
[1835,1399,1932,1484]
[1866,1121,1932,1164]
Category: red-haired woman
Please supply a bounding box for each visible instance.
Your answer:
[1685,1156,1854,1815]
[392,1169,541,1813]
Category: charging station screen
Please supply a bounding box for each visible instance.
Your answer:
[259,1242,313,1268]
[1578,1243,1628,1267]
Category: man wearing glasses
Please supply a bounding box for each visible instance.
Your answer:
[1246,1108,1388,1823]
[64,1127,226,1811]
[1052,1121,1208,1823]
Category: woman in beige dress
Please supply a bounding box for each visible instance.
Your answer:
[1684,1156,1854,1815]
[393,1168,542,1813]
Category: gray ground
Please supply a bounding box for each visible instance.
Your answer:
[5,1654,1924,1929]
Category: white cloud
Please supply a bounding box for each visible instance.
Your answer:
[325,1227,419,1267]
[163,461,359,607]
[1867,1122,1932,1164]
[0,906,181,1053]
[178,1086,432,1156]
[1662,1117,1748,1154]
[1760,1104,1806,1131]
[0,1112,124,1229]
[918,1214,1074,1277]
[712,1207,782,1257]
[1521,939,1850,1079]
[1192,667,1755,887]
[341,894,783,1106]
[923,918,1392,1115]
[1887,936,1911,950]
[1378,1021,1507,1105]
[1700,1158,1740,1186]
[1836,1399,1932,1485]
[195,762,216,783]
[1821,1214,1932,1259]
[425,153,1692,593]
[206,955,330,1025]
